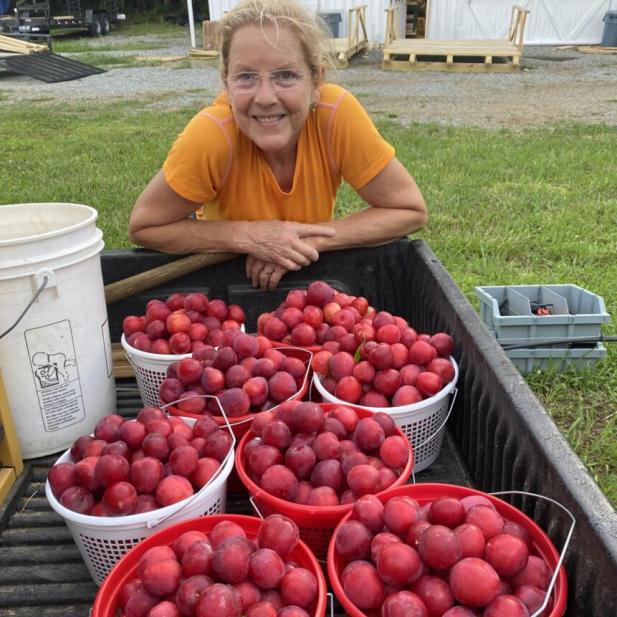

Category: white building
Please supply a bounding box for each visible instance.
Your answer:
[206,0,616,45]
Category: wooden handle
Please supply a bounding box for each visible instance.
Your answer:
[104,252,236,305]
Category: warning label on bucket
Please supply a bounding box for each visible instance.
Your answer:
[25,320,85,432]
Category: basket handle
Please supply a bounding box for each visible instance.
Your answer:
[249,495,264,519]
[326,592,335,617]
[489,490,576,617]
[410,387,458,484]
[145,395,236,529]
[275,345,314,403]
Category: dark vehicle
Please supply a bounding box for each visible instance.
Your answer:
[1,0,124,40]
[0,240,616,616]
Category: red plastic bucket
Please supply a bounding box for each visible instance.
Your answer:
[327,483,568,617]
[235,403,414,561]
[91,513,328,617]
[168,346,313,441]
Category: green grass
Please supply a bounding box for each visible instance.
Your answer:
[1,100,616,506]
[113,21,189,38]
[53,40,168,53]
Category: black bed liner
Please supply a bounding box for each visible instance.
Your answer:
[0,240,615,616]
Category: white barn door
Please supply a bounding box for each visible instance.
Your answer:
[426,0,616,45]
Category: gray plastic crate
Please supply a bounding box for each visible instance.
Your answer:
[475,284,610,344]
[506,342,608,374]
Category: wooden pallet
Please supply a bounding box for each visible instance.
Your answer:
[329,5,368,68]
[382,4,529,72]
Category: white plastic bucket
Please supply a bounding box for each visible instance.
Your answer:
[0,203,116,458]
[312,358,458,472]
[45,415,235,585]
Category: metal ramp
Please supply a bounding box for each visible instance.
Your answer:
[0,50,104,82]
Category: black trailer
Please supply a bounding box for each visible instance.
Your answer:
[0,240,616,616]
[1,0,125,40]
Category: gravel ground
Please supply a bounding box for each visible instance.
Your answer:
[1,33,616,128]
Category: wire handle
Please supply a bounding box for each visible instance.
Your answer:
[273,345,314,403]
[489,490,576,617]
[410,387,458,484]
[249,495,264,519]
[0,274,48,339]
[146,395,236,529]
[326,592,335,617]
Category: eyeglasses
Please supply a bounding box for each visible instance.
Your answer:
[226,69,307,93]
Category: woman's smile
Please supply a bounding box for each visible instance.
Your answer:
[253,114,286,126]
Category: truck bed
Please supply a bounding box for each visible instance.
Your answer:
[0,240,615,615]
[0,381,472,616]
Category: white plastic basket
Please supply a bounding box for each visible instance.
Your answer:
[45,415,234,586]
[312,358,458,473]
[121,326,246,407]
[120,333,191,407]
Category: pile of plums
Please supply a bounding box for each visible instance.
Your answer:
[159,332,309,418]
[48,409,232,517]
[257,281,374,349]
[312,330,455,407]
[118,514,320,617]
[333,492,555,617]
[241,401,411,507]
[122,292,246,355]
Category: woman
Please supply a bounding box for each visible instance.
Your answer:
[129,0,427,290]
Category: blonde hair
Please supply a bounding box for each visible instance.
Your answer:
[218,0,333,77]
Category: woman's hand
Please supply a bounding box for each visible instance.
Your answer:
[246,255,288,291]
[241,221,335,272]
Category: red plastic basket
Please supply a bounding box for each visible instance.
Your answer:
[327,483,568,617]
[168,346,313,441]
[91,513,328,617]
[235,403,414,561]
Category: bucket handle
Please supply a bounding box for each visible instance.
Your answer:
[489,490,576,617]
[273,345,314,404]
[410,387,458,484]
[249,495,264,519]
[326,592,334,617]
[145,395,237,529]
[0,274,49,339]
[154,346,313,428]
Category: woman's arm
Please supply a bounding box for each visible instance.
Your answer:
[128,170,336,271]
[308,157,427,253]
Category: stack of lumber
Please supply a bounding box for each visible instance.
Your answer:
[0,34,47,54]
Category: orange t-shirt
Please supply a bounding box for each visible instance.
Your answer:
[162,84,395,223]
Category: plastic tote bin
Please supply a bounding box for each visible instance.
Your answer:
[475,284,610,345]
[506,341,607,374]
[601,11,617,47]
[318,10,342,37]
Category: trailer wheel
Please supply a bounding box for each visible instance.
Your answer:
[89,14,102,37]
[100,13,110,35]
